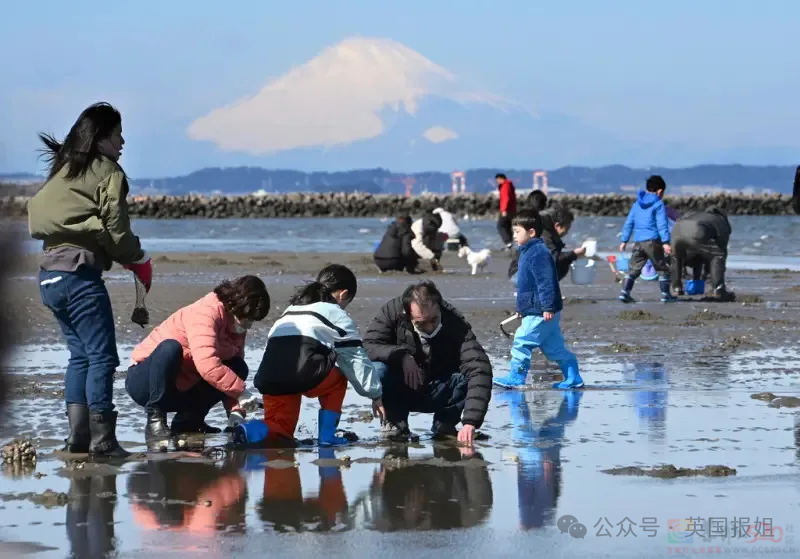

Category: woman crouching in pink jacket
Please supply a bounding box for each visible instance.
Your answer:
[126,276,270,446]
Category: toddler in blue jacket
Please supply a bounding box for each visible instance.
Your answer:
[493,209,584,390]
[618,175,677,303]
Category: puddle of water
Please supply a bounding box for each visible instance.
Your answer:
[2,346,800,557]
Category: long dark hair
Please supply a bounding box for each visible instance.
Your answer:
[39,102,122,180]
[213,275,270,321]
[289,264,358,306]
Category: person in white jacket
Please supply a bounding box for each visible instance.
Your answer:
[432,208,469,248]
[411,212,445,270]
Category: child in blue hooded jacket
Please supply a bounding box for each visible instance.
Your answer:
[493,209,584,390]
[618,175,677,303]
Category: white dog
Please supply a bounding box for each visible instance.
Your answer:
[458,246,492,275]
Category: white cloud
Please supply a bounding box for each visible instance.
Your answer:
[422,126,458,144]
[187,36,529,154]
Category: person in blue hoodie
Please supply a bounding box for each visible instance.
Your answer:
[493,209,584,389]
[618,175,677,303]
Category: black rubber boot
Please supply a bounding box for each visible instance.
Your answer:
[145,408,171,441]
[88,411,131,459]
[63,403,90,453]
[171,412,221,435]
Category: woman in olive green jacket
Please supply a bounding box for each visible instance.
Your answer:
[28,102,152,458]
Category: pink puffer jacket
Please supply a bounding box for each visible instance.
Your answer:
[131,292,246,409]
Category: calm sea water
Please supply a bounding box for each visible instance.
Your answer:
[13,215,800,270]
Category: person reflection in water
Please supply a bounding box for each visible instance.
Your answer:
[127,458,247,536]
[252,448,349,532]
[66,473,118,559]
[495,390,582,530]
[357,446,493,531]
[627,362,668,443]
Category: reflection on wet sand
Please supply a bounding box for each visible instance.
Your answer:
[66,474,118,559]
[253,447,349,532]
[353,446,493,532]
[624,362,668,443]
[127,457,247,537]
[495,390,581,530]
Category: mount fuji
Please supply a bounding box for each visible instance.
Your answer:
[186,37,628,171]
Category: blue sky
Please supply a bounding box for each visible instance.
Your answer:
[2,0,799,176]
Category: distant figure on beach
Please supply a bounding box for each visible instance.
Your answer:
[617,175,676,304]
[508,202,586,285]
[373,216,420,274]
[527,189,548,212]
[247,264,383,447]
[495,173,518,250]
[126,275,268,445]
[411,211,445,271]
[793,166,800,214]
[363,280,493,445]
[27,102,152,458]
[670,207,733,301]
[433,207,469,249]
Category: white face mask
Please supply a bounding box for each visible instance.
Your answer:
[414,321,442,339]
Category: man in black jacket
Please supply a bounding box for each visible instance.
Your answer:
[793,166,800,214]
[508,204,585,282]
[670,206,733,300]
[363,281,493,444]
[374,216,420,273]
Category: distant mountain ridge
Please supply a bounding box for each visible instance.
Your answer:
[2,164,796,196]
[126,164,797,196]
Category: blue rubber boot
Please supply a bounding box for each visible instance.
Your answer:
[493,367,528,389]
[618,276,636,303]
[659,279,678,303]
[552,360,584,390]
[232,419,269,447]
[318,409,349,447]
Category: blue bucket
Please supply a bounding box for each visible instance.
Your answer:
[615,254,630,272]
[685,279,705,296]
[233,419,269,446]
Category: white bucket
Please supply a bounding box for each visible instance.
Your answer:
[582,238,598,258]
[570,259,597,285]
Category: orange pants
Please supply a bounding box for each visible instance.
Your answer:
[262,367,347,439]
[262,451,348,524]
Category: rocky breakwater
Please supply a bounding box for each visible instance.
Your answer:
[0,192,794,218]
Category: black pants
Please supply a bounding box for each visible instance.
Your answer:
[673,241,727,293]
[627,240,670,279]
[375,256,419,274]
[125,339,248,415]
[381,369,469,428]
[497,215,513,246]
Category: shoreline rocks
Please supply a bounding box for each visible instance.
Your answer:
[0,192,795,219]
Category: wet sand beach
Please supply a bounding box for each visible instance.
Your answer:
[2,249,800,558]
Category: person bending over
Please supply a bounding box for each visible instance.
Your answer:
[670,206,733,300]
[374,216,420,273]
[126,276,269,444]
[411,212,445,271]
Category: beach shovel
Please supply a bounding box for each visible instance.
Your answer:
[499,314,520,338]
[130,273,150,328]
